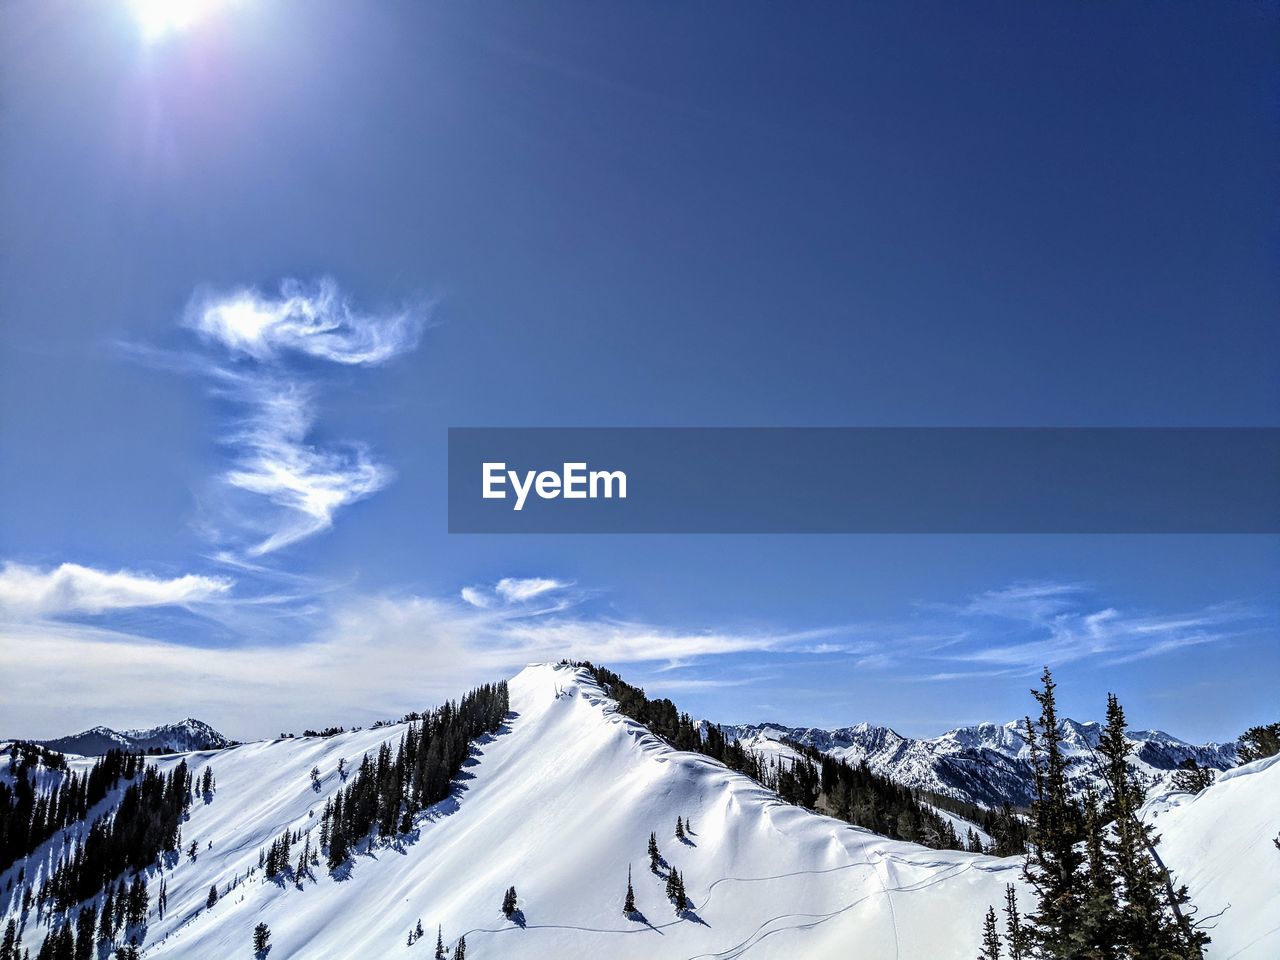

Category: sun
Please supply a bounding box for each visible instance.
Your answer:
[127,0,228,43]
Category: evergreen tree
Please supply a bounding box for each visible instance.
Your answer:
[207,884,219,909]
[1003,885,1029,960]
[252,922,270,954]
[501,886,517,918]
[675,816,685,840]
[978,906,1001,960]
[99,887,116,947]
[671,870,687,912]
[1236,722,1280,764]
[126,875,147,928]
[1098,693,1208,959]
[1022,668,1086,959]
[0,919,15,960]
[1078,790,1120,960]
[454,935,466,960]
[1170,759,1214,794]
[623,865,636,916]
[434,926,445,960]
[73,906,95,960]
[648,832,660,872]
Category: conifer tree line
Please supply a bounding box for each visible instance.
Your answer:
[260,827,317,881]
[318,682,508,869]
[920,790,1030,857]
[34,761,191,913]
[1,747,146,872]
[978,669,1210,960]
[7,869,150,960]
[573,662,972,851]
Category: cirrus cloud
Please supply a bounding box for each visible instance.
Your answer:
[185,277,422,366]
[150,277,428,557]
[0,562,232,619]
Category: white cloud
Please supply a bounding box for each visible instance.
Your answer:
[459,586,490,608]
[461,577,570,607]
[495,577,567,603]
[0,587,824,738]
[0,562,231,618]
[164,278,426,556]
[939,586,1253,673]
[961,581,1085,623]
[218,375,390,555]
[185,277,421,366]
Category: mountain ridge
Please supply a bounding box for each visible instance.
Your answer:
[704,716,1238,808]
[31,718,230,756]
[1,663,1274,959]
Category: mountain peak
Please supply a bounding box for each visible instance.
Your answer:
[34,718,230,756]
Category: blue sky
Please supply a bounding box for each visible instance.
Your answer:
[1,0,1276,741]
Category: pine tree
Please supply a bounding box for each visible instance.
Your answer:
[434,926,445,960]
[1236,722,1280,763]
[1022,668,1086,959]
[623,865,636,916]
[978,905,1001,960]
[1098,693,1208,959]
[252,922,270,954]
[98,886,116,946]
[0,919,15,960]
[207,884,219,909]
[126,875,147,928]
[675,816,685,840]
[1170,759,1214,794]
[1003,885,1029,960]
[454,935,466,960]
[1078,789,1120,960]
[648,832,660,872]
[73,905,94,960]
[502,886,517,918]
[672,870,687,912]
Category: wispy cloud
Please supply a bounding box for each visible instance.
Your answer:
[0,582,829,737]
[461,577,572,608]
[0,562,231,618]
[151,277,426,557]
[916,581,1259,679]
[185,277,421,365]
[1,568,1265,737]
[216,372,391,555]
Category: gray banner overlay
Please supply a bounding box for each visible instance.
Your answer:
[447,428,1280,534]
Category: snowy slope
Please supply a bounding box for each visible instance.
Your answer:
[713,718,1238,809]
[2,663,1274,960]
[1142,755,1280,960]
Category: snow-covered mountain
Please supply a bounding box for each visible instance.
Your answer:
[2,664,1274,959]
[709,718,1238,808]
[32,719,230,756]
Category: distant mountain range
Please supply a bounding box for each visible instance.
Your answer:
[704,717,1239,808]
[33,718,230,755]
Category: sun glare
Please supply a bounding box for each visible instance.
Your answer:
[128,0,228,42]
